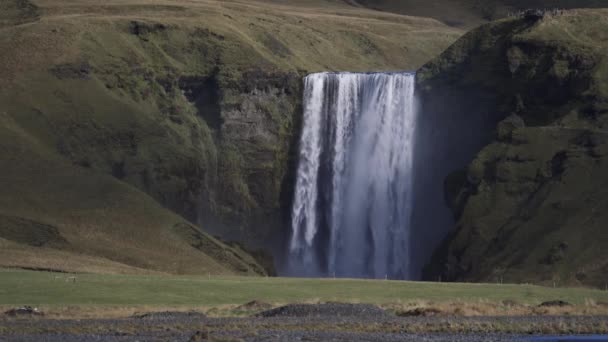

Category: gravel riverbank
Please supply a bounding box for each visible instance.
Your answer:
[1,304,606,341]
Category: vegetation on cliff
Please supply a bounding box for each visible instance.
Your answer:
[0,0,460,274]
[418,9,608,288]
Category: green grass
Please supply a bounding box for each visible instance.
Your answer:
[353,0,608,28]
[1,269,608,306]
[0,0,462,277]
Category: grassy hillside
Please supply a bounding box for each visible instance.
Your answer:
[0,112,266,276]
[418,9,608,288]
[0,0,39,27]
[0,0,460,274]
[353,0,607,28]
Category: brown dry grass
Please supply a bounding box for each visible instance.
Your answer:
[0,112,263,276]
[0,238,163,275]
[385,299,608,317]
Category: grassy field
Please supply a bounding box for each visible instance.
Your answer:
[2,269,608,317]
[2,270,608,337]
[353,0,608,28]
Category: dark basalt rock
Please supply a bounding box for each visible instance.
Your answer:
[539,300,571,307]
[178,72,223,129]
[133,311,206,320]
[257,303,389,318]
[524,9,545,22]
[396,307,442,317]
[418,11,608,288]
[4,306,44,317]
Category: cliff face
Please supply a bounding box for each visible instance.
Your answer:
[50,61,304,249]
[0,0,460,273]
[418,10,608,287]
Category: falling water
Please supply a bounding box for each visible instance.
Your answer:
[288,72,417,279]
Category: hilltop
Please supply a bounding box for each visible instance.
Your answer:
[352,0,607,28]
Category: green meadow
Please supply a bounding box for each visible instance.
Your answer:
[1,269,607,307]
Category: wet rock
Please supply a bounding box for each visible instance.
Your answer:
[443,169,470,218]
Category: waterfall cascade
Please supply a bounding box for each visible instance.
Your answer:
[288,72,417,279]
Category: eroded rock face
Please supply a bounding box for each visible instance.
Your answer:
[417,11,608,287]
[57,65,302,252]
[42,24,304,267]
[439,128,608,285]
[196,70,302,247]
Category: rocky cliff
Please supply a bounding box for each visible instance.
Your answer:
[0,0,460,274]
[418,9,608,287]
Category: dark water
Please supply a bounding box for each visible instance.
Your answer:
[521,336,608,342]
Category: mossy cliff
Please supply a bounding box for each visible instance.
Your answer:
[0,0,460,273]
[418,10,608,287]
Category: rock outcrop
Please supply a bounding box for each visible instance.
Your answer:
[418,10,608,287]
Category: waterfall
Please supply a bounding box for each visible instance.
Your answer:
[288,72,417,279]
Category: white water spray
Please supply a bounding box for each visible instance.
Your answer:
[289,72,417,279]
